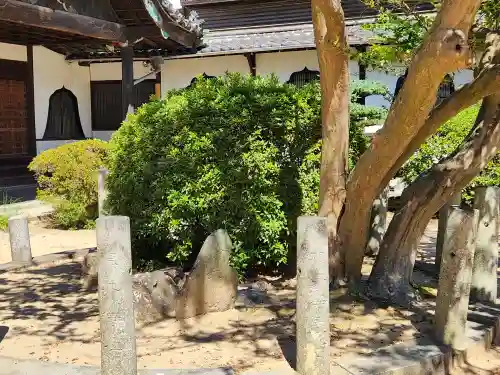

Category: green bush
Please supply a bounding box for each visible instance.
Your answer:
[28,139,110,229]
[0,215,7,231]
[399,103,499,204]
[107,73,387,273]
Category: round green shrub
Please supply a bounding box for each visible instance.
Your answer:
[107,73,386,273]
[398,103,499,204]
[28,139,110,229]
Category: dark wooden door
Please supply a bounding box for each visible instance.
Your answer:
[0,78,28,156]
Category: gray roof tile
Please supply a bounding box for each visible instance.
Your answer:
[197,23,373,55]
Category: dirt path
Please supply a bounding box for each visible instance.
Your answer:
[0,217,498,374]
[0,220,96,264]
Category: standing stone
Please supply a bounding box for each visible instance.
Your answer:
[365,186,389,256]
[471,186,499,303]
[97,216,137,375]
[435,207,478,350]
[8,215,32,264]
[98,168,109,217]
[176,229,238,319]
[435,192,462,272]
[296,216,329,375]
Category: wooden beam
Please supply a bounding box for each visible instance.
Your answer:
[0,0,126,42]
[245,52,256,76]
[121,46,135,119]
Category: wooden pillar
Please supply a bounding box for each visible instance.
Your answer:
[121,46,134,119]
[155,71,161,99]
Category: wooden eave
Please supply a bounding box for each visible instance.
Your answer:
[0,0,203,58]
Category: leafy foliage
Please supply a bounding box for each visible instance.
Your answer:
[0,215,7,231]
[107,73,387,274]
[398,104,499,204]
[358,6,433,70]
[28,139,110,229]
[357,0,499,71]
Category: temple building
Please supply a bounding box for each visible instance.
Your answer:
[0,0,473,199]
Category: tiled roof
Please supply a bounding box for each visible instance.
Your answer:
[195,22,374,55]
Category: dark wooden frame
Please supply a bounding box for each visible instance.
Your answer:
[0,0,126,42]
[91,79,156,131]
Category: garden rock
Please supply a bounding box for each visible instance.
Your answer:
[176,229,238,319]
[133,270,179,324]
[81,254,179,323]
[81,252,99,290]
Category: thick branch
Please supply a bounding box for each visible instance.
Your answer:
[368,92,500,304]
[384,63,500,189]
[312,0,349,280]
[337,0,482,284]
[0,0,126,42]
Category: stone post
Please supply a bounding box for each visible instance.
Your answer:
[97,216,137,375]
[435,207,478,350]
[296,216,329,375]
[98,168,109,217]
[8,215,32,264]
[435,191,462,272]
[471,186,499,303]
[365,186,389,256]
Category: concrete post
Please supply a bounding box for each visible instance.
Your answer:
[435,191,462,272]
[296,216,329,375]
[98,168,109,217]
[435,207,478,350]
[471,186,499,303]
[8,215,32,264]
[366,186,389,256]
[97,216,137,375]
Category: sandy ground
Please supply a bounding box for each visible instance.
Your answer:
[0,216,499,374]
[0,219,96,264]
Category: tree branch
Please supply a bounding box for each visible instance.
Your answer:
[337,0,482,284]
[383,62,500,189]
[368,91,500,303]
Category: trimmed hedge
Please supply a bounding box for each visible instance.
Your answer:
[29,139,110,229]
[107,73,386,273]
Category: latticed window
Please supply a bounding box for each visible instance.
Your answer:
[287,67,320,87]
[43,87,85,140]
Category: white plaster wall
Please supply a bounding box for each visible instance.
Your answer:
[454,69,474,88]
[365,67,405,109]
[36,140,81,155]
[92,131,115,141]
[366,67,474,109]
[32,47,92,143]
[90,62,154,81]
[256,50,359,82]
[0,42,27,62]
[161,54,250,93]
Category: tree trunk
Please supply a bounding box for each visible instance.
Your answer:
[312,0,350,282]
[368,92,500,304]
[367,32,500,305]
[335,0,481,285]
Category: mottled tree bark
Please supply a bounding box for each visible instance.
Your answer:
[312,0,350,282]
[335,0,482,285]
[367,33,500,305]
[368,96,500,304]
